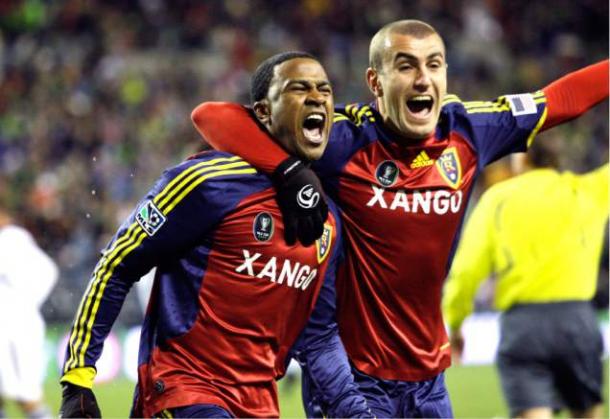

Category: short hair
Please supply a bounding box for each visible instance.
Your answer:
[369,20,443,71]
[250,51,317,104]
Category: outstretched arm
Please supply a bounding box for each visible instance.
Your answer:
[541,59,609,130]
[464,59,609,168]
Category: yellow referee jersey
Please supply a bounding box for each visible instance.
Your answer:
[443,164,609,331]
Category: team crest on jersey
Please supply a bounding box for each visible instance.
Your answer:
[435,147,462,189]
[136,200,166,236]
[253,212,274,242]
[375,160,399,187]
[316,224,333,263]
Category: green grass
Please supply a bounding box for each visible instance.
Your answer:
[5,363,607,417]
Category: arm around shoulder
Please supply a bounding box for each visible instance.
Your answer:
[191,102,289,173]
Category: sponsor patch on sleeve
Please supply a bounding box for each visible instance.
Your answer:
[136,200,166,236]
[506,93,537,116]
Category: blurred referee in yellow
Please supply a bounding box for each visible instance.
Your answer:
[442,138,608,419]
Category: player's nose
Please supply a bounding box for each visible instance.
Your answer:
[413,67,431,90]
[305,89,327,106]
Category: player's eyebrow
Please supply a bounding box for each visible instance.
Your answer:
[394,51,445,63]
[284,79,331,89]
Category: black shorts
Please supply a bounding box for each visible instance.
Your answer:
[497,301,603,416]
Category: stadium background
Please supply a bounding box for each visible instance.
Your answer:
[0,0,608,416]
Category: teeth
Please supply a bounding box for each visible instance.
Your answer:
[410,96,432,102]
[306,114,324,121]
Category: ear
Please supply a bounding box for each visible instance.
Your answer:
[366,67,383,97]
[253,100,271,126]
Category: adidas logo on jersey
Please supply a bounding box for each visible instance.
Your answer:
[410,151,434,169]
[235,249,318,291]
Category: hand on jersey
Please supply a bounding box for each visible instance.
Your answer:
[60,382,101,418]
[273,157,328,246]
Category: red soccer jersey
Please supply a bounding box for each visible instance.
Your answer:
[61,152,347,417]
[321,95,546,380]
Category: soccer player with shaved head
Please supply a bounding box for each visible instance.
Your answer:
[192,19,608,417]
[58,52,371,418]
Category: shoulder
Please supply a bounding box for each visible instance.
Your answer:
[441,92,546,119]
[161,150,261,187]
[333,102,378,128]
[146,151,267,212]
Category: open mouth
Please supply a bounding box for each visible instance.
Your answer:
[302,113,326,144]
[406,95,434,119]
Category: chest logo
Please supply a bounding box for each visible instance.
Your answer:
[316,224,333,264]
[436,147,462,189]
[375,160,399,187]
[136,200,166,236]
[253,212,274,242]
[410,150,434,169]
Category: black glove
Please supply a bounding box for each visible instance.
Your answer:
[60,382,101,418]
[272,157,328,246]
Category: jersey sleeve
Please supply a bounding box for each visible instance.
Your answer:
[541,60,609,130]
[61,155,257,388]
[191,102,288,173]
[289,204,371,418]
[191,101,364,178]
[449,92,548,168]
[442,191,497,331]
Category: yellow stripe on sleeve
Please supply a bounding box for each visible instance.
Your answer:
[526,106,548,147]
[465,104,511,114]
[164,168,257,213]
[156,161,251,209]
[66,224,144,371]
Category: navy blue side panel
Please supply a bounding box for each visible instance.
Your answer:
[138,242,213,366]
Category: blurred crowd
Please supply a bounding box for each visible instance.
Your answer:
[0,0,607,323]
